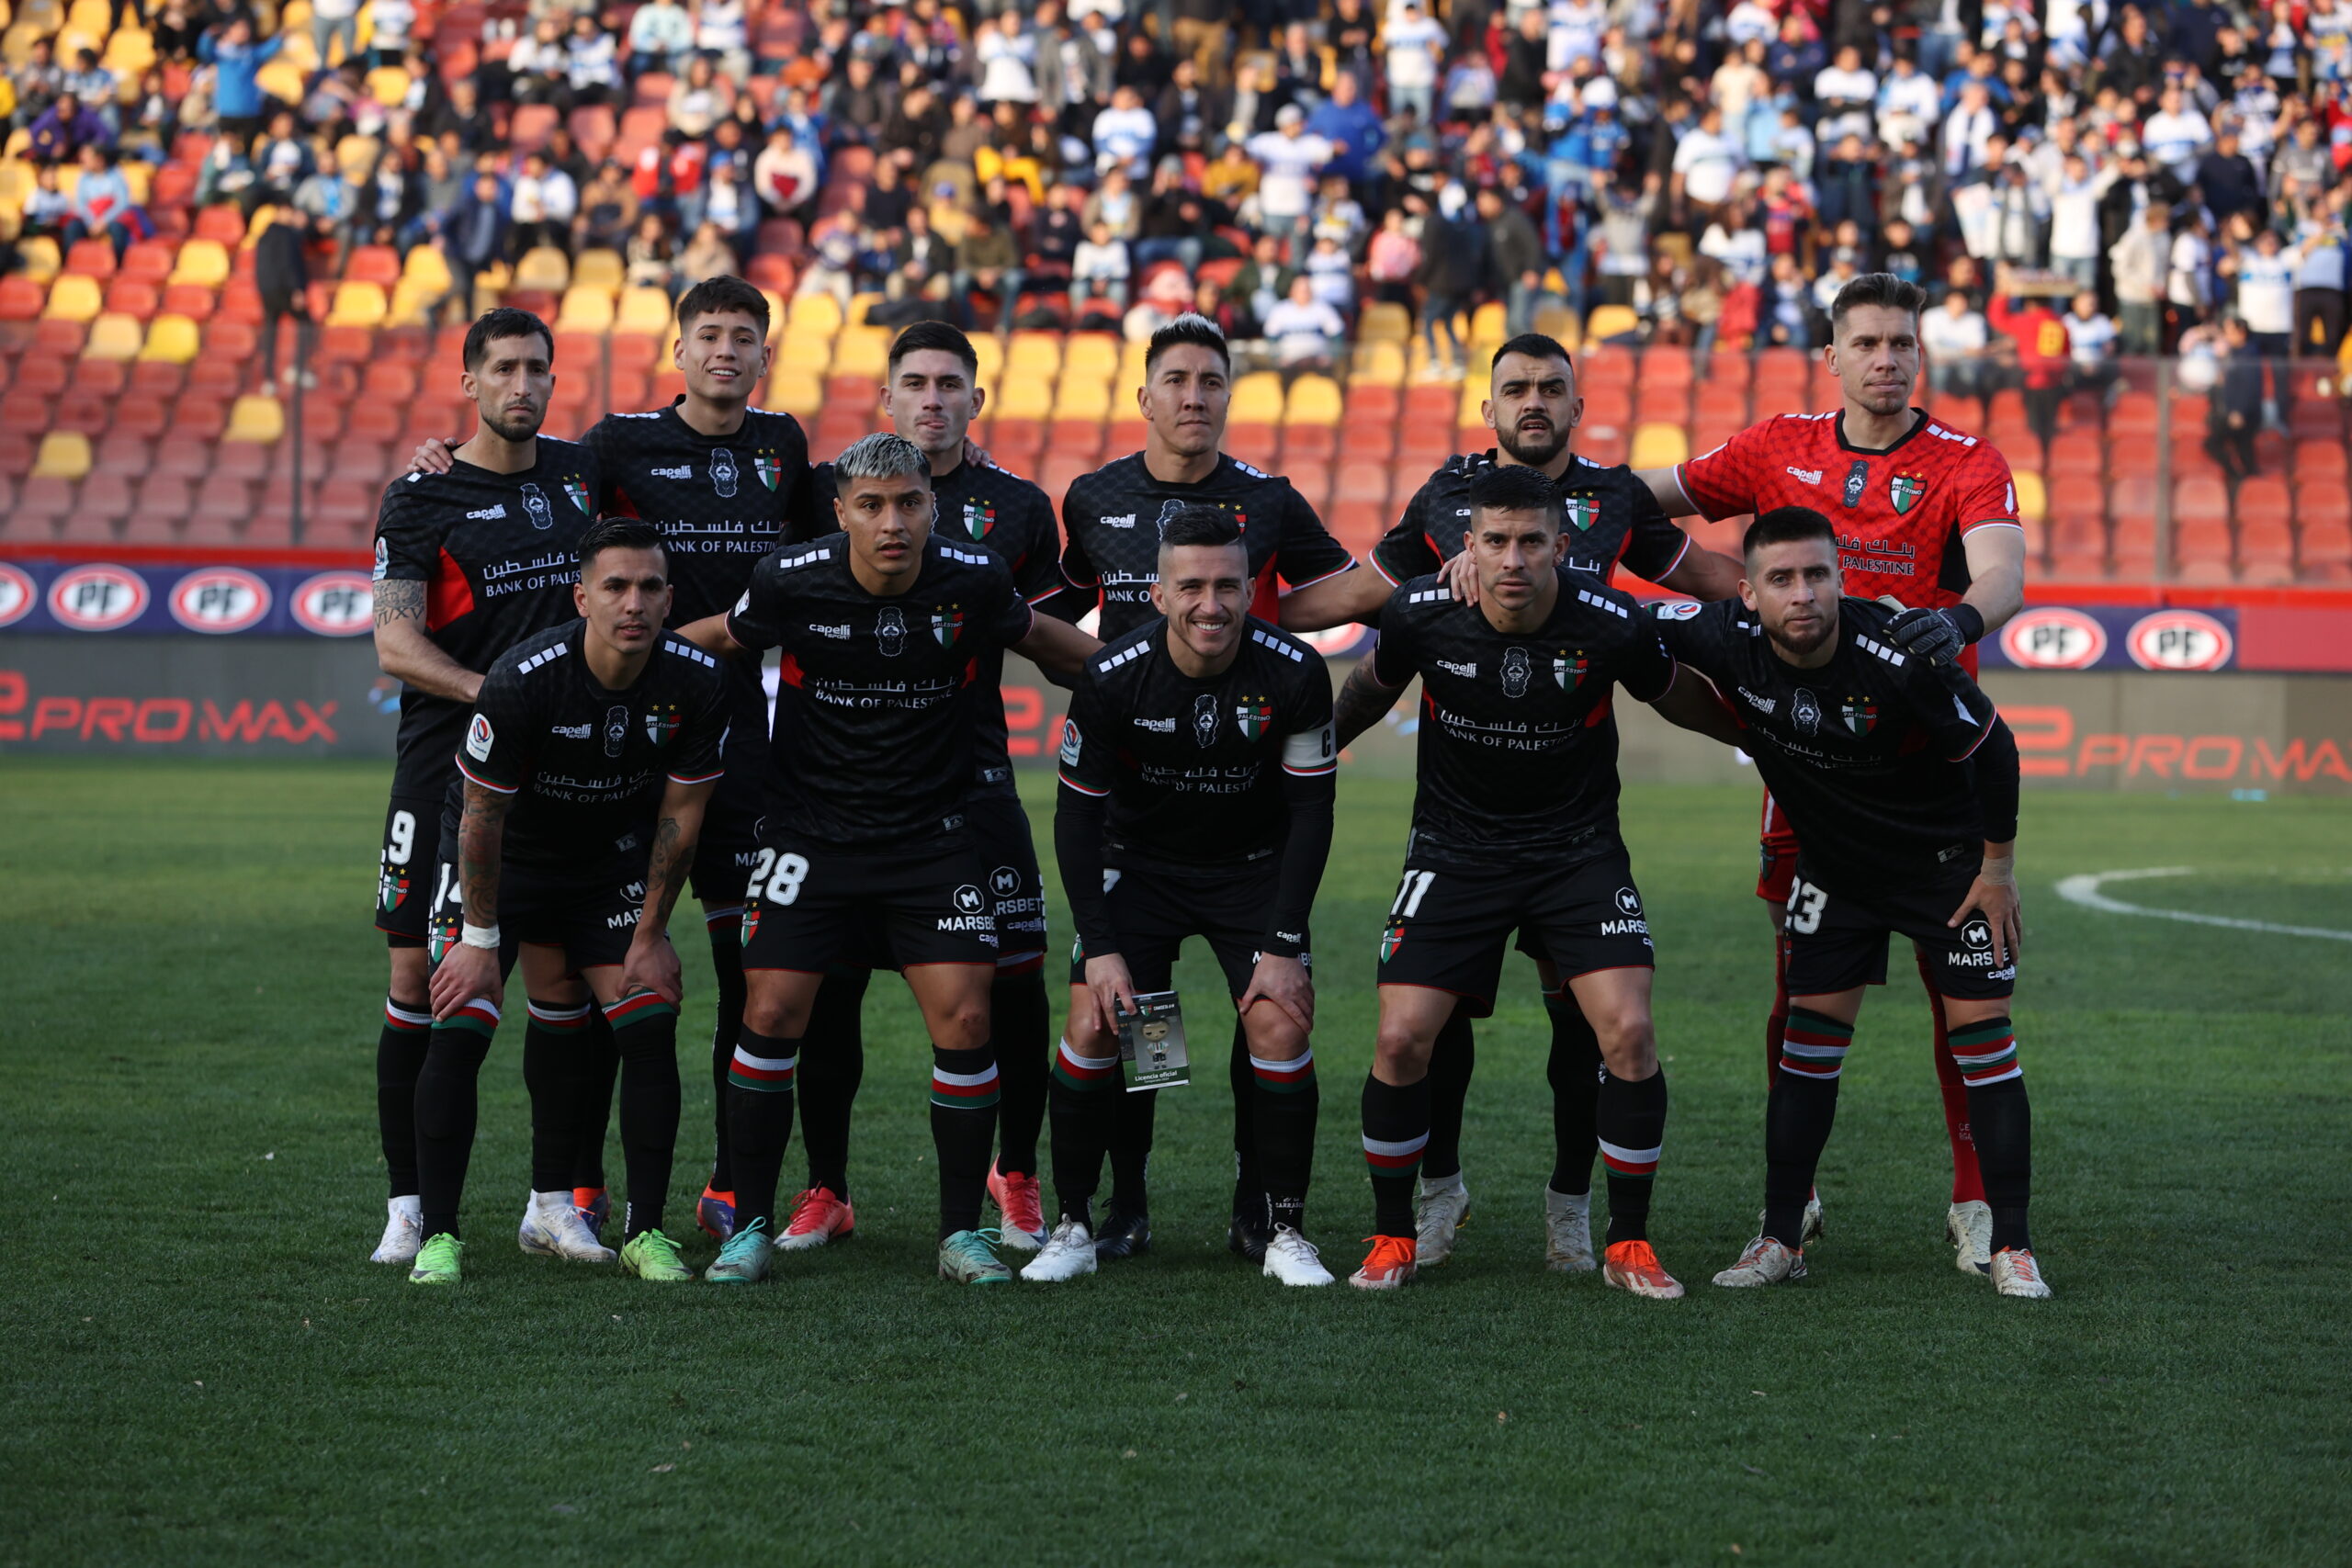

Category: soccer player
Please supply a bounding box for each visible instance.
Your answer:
[1651,508,2047,1299]
[408,518,730,1286]
[1638,272,2030,1272]
[1051,311,1364,1264]
[1302,332,1747,1274]
[1025,506,1339,1287]
[677,434,1099,1286]
[773,321,1073,1258]
[366,307,601,1267]
[1329,465,1739,1296]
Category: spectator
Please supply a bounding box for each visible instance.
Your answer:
[1091,82,1157,176]
[2109,204,2171,355]
[565,14,620,107]
[951,210,1023,328]
[1306,73,1383,187]
[1922,288,1993,402]
[1154,58,1222,158]
[2294,212,2348,357]
[2046,152,2106,290]
[1304,230,1353,312]
[668,57,728,141]
[1365,205,1420,310]
[1245,103,1332,248]
[1385,0,1447,127]
[10,39,62,128]
[626,212,676,293]
[676,220,738,288]
[695,0,752,85]
[1029,180,1085,284]
[20,164,74,243]
[254,204,311,396]
[628,0,694,78]
[977,10,1040,107]
[754,128,820,225]
[1228,230,1295,338]
[2063,288,2121,405]
[2168,209,2215,340]
[198,17,288,146]
[575,160,639,254]
[1987,282,2069,446]
[439,168,509,323]
[65,143,147,257]
[1416,190,1487,376]
[2197,128,2264,226]
[2142,85,2215,183]
[1480,185,1546,336]
[1699,201,1768,288]
[1070,218,1131,312]
[1134,160,1207,272]
[1201,138,1260,209]
[703,157,759,259]
[2229,227,2301,422]
[2204,317,2264,479]
[60,48,118,129]
[1082,164,1139,240]
[27,90,110,165]
[362,0,413,69]
[1261,274,1346,377]
[1669,107,1743,224]
[508,150,577,258]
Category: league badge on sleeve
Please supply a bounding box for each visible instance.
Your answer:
[465,714,495,761]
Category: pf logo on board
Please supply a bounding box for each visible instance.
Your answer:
[168,568,272,634]
[1998,607,2107,670]
[48,565,149,631]
[2126,610,2233,671]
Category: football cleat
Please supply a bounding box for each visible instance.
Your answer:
[573,1186,610,1244]
[1228,1183,1272,1265]
[1349,1235,1418,1290]
[1020,1217,1098,1281]
[1712,1235,1806,1288]
[619,1228,694,1283]
[987,1166,1048,1252]
[519,1191,617,1264]
[408,1232,463,1285]
[1543,1187,1596,1273]
[1414,1173,1472,1267]
[1601,1239,1685,1300]
[371,1195,423,1265]
[1092,1204,1152,1261]
[773,1187,855,1252]
[1990,1247,2052,1299]
[1261,1224,1335,1287]
[696,1184,737,1244]
[705,1219,772,1284]
[1947,1200,1993,1275]
[937,1228,1012,1285]
[1754,1190,1825,1249]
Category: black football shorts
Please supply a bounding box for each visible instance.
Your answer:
[377,789,446,946]
[1375,843,1654,1016]
[685,769,765,914]
[426,856,646,973]
[1068,855,1303,998]
[740,835,1001,973]
[1781,852,2017,1000]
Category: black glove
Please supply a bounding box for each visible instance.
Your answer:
[1886,604,1984,663]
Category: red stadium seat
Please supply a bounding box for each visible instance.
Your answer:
[72,358,129,397]
[2173,475,2230,525]
[2239,516,2296,583]
[96,434,153,476]
[1338,423,1396,466]
[1334,465,1391,506]
[194,206,247,244]
[14,476,75,524]
[1329,499,1385,554]
[1282,425,1336,464]
[53,393,114,436]
[78,470,136,522]
[119,242,176,285]
[130,358,187,398]
[13,355,70,396]
[345,246,402,287]
[114,397,172,440]
[153,439,213,478]
[193,476,254,518]
[65,240,119,279]
[0,276,44,321]
[2172,518,2233,581]
[1284,461,1331,510]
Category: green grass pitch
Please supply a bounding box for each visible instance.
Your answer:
[2,760,2347,1566]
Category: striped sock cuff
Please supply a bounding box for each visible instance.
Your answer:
[933,1053,1001,1111]
[441,998,501,1037]
[1250,1050,1317,1093]
[1780,1006,1854,1079]
[728,1039,800,1093]
[1052,1038,1120,1092]
[1363,1130,1428,1179]
[384,997,433,1033]
[1599,1136,1662,1179]
[526,998,593,1031]
[1949,1017,2021,1087]
[604,989,679,1029]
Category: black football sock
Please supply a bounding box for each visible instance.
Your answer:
[796,965,868,1201]
[522,998,593,1194]
[1765,931,1792,1090]
[723,1027,799,1233]
[1227,1017,1263,1220]
[1108,1075,1157,1213]
[989,966,1051,1179]
[1544,988,1602,1196]
[606,990,683,1240]
[706,918,745,1193]
[1763,1007,1851,1247]
[1595,1067,1668,1247]
[412,998,501,1239]
[1361,1072,1430,1238]
[1048,1035,1121,1229]
[1250,1046,1318,1235]
[378,994,432,1198]
[930,1043,1000,1239]
[571,1006,619,1194]
[1420,1008,1475,1182]
[1951,1018,2032,1254]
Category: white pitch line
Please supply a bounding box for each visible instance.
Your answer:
[2054,868,2352,942]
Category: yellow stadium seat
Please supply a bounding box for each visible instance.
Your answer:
[401,242,451,289]
[43,272,100,321]
[164,238,226,288]
[104,26,155,77]
[1061,333,1120,379]
[63,0,107,31]
[54,163,79,199]
[255,58,306,105]
[83,310,143,360]
[276,28,321,73]
[224,395,285,444]
[1227,371,1283,424]
[1462,344,1495,384]
[767,367,823,418]
[240,204,277,249]
[1117,338,1148,387]
[1283,375,1343,425]
[1456,380,1486,424]
[280,0,313,29]
[845,291,887,329]
[757,288,786,340]
[830,323,888,379]
[989,374,1053,422]
[334,134,379,178]
[2013,468,2046,523]
[121,163,151,203]
[1468,301,1508,347]
[1051,378,1113,422]
[786,289,842,336]
[1629,423,1690,469]
[554,286,615,333]
[1532,301,1580,349]
[775,325,834,375]
[1358,301,1410,344]
[1347,341,1406,386]
[137,312,200,363]
[1585,304,1639,342]
[571,248,624,293]
[1005,331,1061,381]
[513,245,570,293]
[969,333,1002,387]
[387,278,438,327]
[616,286,672,335]
[32,431,91,479]
[366,65,411,106]
[17,233,58,283]
[325,281,387,327]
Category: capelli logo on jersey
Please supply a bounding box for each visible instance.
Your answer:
[650,465,693,480]
[1135,716,1176,732]
[810,623,851,639]
[465,504,508,521]
[551,722,592,739]
[1786,466,1823,485]
[1102,513,1138,529]
[1435,659,1477,678]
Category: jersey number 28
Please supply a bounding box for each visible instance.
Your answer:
[749,848,811,907]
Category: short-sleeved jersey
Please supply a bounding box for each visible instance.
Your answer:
[447,621,729,876]
[797,456,1071,786]
[372,437,602,791]
[1373,570,1676,866]
[1654,596,2000,899]
[1674,409,2023,609]
[724,533,1035,848]
[1058,616,1336,868]
[1374,449,1694,587]
[1057,452,1358,640]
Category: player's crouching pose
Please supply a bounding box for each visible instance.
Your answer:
[1330,465,1743,1296]
[1653,508,2049,1299]
[410,519,729,1286]
[1026,506,1340,1286]
[676,434,1100,1286]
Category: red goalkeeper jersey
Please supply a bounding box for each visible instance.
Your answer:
[1672,408,2023,613]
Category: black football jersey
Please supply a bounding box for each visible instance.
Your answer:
[1372,569,1676,866]
[724,533,1035,848]
[1058,616,1337,869]
[796,455,1071,786]
[1654,597,2000,898]
[1056,452,1358,640]
[372,437,602,792]
[1373,449,1694,588]
[445,621,729,875]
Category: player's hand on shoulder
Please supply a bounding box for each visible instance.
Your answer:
[620,929,684,1005]
[407,435,458,476]
[1438,549,1478,604]
[1238,952,1314,1035]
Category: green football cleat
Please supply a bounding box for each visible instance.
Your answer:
[620,1228,693,1282]
[705,1218,772,1285]
[937,1227,1012,1285]
[408,1233,464,1285]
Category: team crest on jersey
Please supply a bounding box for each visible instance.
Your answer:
[644,705,682,746]
[1192,692,1219,749]
[378,866,410,912]
[429,914,457,965]
[520,481,554,530]
[1235,700,1273,740]
[1555,650,1589,690]
[1840,696,1878,736]
[740,906,760,946]
[932,606,965,648]
[1889,472,1927,514]
[563,478,592,513]
[1380,922,1405,963]
[1562,493,1599,532]
[962,498,996,540]
[753,452,785,492]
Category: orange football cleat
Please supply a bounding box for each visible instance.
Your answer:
[1349,1235,1419,1291]
[1602,1239,1686,1299]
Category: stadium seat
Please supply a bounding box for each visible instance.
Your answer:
[989,374,1052,423]
[1051,378,1114,423]
[12,353,68,395]
[1628,423,1689,469]
[571,248,625,295]
[44,273,103,321]
[2173,518,2234,582]
[2173,475,2230,526]
[78,469,135,523]
[119,240,175,286]
[1228,372,1283,425]
[10,476,74,530]
[1584,304,1639,342]
[1334,464,1391,506]
[1348,341,1407,387]
[16,237,62,286]
[0,276,44,321]
[71,355,128,397]
[1284,376,1343,425]
[82,311,144,362]
[1062,333,1120,380]
[1467,301,1507,347]
[32,431,93,479]
[64,239,117,280]
[224,394,285,444]
[1282,425,1336,465]
[554,286,616,333]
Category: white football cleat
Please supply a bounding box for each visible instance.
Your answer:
[370,1195,422,1264]
[1947,1200,1993,1275]
[1755,1190,1825,1248]
[1261,1224,1335,1286]
[1414,1172,1471,1266]
[517,1190,617,1263]
[1020,1217,1099,1281]
[1712,1235,1806,1288]
[1543,1187,1596,1272]
[1989,1247,2052,1299]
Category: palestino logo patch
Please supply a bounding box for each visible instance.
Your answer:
[2126,610,2233,672]
[48,565,149,631]
[1999,607,2107,670]
[740,905,761,947]
[168,568,272,634]
[0,563,35,627]
[291,571,375,636]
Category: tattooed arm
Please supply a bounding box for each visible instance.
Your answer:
[620,777,715,1003]
[1331,656,1408,750]
[372,579,484,704]
[427,779,512,1021]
